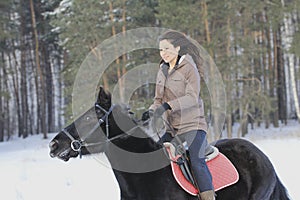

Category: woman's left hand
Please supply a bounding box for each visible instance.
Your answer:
[153,102,171,118]
[152,103,171,131]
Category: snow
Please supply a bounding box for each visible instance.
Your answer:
[0,135,119,200]
[0,121,299,200]
[54,0,73,15]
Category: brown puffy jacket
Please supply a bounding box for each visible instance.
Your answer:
[149,54,208,135]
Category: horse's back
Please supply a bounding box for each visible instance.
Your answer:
[214,138,290,200]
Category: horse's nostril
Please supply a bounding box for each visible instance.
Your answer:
[50,152,56,158]
[49,140,58,150]
[49,140,56,147]
[49,140,58,158]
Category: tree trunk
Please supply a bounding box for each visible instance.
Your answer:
[7,50,15,140]
[281,0,293,120]
[121,0,127,100]
[2,52,10,141]
[30,0,47,139]
[12,51,21,135]
[282,0,300,123]
[271,26,279,127]
[0,53,10,141]
[37,0,55,132]
[276,29,287,124]
[20,0,27,138]
[201,0,221,139]
[20,45,28,137]
[109,1,125,102]
[226,16,232,138]
[290,57,300,123]
[238,102,249,137]
[262,26,270,129]
[44,45,54,132]
[0,53,3,142]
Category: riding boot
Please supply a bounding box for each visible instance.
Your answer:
[199,190,215,200]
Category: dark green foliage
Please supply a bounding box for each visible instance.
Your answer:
[1,0,300,141]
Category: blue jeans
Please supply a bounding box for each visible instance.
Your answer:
[159,130,213,192]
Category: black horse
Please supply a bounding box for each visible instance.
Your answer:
[49,87,290,200]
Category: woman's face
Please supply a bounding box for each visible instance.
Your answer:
[159,39,180,65]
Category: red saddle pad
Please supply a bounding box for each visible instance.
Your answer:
[166,148,239,196]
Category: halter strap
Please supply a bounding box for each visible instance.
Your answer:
[61,104,140,158]
[61,104,115,157]
[95,103,115,138]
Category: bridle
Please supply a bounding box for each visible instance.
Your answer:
[61,103,140,158]
[61,103,115,158]
[61,102,183,168]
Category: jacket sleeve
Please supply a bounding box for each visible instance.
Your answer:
[167,64,201,112]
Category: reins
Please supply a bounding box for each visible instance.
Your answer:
[62,103,141,158]
[153,117,187,154]
[149,117,188,167]
[61,104,114,158]
[61,103,183,162]
[157,117,202,199]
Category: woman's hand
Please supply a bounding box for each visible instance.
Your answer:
[152,103,171,131]
[141,109,154,121]
[153,102,171,118]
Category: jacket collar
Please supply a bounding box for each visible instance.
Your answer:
[160,55,186,77]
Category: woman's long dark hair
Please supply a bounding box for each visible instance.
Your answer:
[158,30,204,77]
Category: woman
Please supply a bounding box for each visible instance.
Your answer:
[142,30,215,200]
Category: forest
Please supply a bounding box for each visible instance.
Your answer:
[0,0,300,142]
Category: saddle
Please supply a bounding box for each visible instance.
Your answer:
[164,142,239,196]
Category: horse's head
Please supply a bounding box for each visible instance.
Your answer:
[49,87,114,161]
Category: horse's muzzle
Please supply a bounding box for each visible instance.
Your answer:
[49,140,58,158]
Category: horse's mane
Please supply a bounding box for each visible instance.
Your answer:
[96,87,162,152]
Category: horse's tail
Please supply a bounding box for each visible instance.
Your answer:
[270,175,291,200]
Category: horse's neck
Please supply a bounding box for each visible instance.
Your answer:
[110,108,161,153]
[106,127,161,154]
[111,169,141,199]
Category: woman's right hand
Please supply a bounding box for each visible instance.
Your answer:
[141,109,154,121]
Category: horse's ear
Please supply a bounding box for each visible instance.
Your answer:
[97,86,111,106]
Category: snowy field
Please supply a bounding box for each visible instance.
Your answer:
[0,121,299,200]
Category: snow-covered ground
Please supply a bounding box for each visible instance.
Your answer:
[0,121,299,200]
